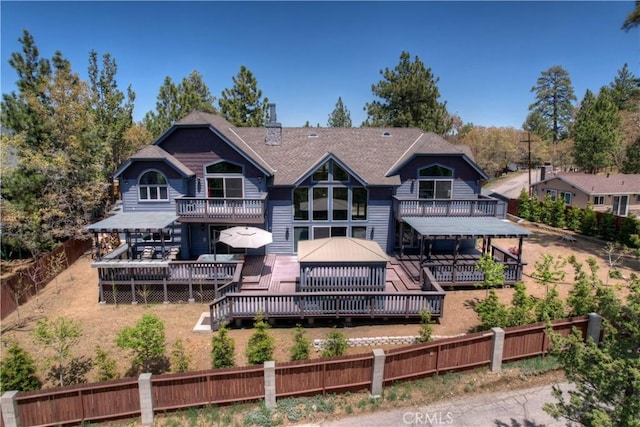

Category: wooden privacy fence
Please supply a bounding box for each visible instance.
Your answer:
[0,315,594,427]
[1,238,92,320]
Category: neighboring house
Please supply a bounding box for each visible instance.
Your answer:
[531,173,640,217]
[86,106,529,325]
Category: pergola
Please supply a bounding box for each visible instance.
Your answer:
[400,216,531,267]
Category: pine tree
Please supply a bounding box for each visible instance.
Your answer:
[94,345,119,381]
[219,65,269,127]
[211,322,235,369]
[327,97,352,127]
[622,136,640,173]
[364,51,451,134]
[116,313,167,374]
[245,312,275,365]
[143,70,217,137]
[609,63,640,111]
[290,324,311,361]
[170,339,192,373]
[572,88,622,174]
[528,66,576,153]
[0,344,41,392]
[321,327,349,358]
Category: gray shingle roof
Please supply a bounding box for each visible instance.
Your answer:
[537,173,640,195]
[113,145,194,178]
[163,111,479,186]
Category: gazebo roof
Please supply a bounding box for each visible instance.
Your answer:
[297,237,389,264]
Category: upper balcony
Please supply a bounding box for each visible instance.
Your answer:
[176,194,267,224]
[393,195,504,219]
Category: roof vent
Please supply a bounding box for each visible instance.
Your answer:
[308,132,319,138]
[382,131,392,137]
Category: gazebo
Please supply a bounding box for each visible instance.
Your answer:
[297,237,389,292]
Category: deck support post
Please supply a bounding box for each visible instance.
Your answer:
[490,327,505,373]
[587,312,603,344]
[130,276,137,304]
[371,349,386,398]
[264,361,276,409]
[1,391,20,427]
[138,373,154,426]
[163,278,169,304]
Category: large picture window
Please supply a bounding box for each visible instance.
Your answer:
[207,177,243,198]
[294,187,368,222]
[294,188,309,220]
[313,188,329,220]
[352,187,367,220]
[333,188,348,220]
[312,160,349,182]
[139,171,168,201]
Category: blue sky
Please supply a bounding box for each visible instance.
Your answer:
[1,1,638,129]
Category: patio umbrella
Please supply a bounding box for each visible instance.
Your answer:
[218,226,273,249]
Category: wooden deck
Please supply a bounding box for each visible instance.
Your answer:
[239,255,423,294]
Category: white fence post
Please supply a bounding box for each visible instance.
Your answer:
[587,312,603,344]
[371,348,386,398]
[264,361,276,409]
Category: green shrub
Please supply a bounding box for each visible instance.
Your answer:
[566,207,582,231]
[94,345,119,381]
[550,197,566,229]
[517,189,532,219]
[598,212,617,241]
[0,344,41,392]
[618,215,640,248]
[580,204,598,236]
[473,289,509,330]
[416,309,433,343]
[116,313,168,374]
[321,327,348,358]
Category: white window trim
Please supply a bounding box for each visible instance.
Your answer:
[138,170,169,202]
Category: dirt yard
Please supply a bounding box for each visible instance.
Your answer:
[1,222,637,384]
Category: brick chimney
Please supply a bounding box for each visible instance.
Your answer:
[265,103,282,146]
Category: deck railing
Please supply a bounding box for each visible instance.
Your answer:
[93,260,243,304]
[175,194,267,223]
[423,260,522,285]
[393,196,501,218]
[209,290,446,329]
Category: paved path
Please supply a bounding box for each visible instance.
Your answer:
[485,170,541,200]
[295,382,570,427]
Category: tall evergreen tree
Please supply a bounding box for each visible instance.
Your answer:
[522,110,552,143]
[0,344,41,392]
[364,51,451,134]
[609,63,640,112]
[88,50,136,176]
[1,35,109,254]
[327,96,352,127]
[0,29,52,147]
[219,65,269,127]
[572,88,622,173]
[143,70,217,137]
[529,66,576,148]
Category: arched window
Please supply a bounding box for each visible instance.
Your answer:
[139,171,169,201]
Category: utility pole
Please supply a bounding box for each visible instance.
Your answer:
[520,132,533,196]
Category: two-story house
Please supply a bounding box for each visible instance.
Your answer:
[87,106,529,326]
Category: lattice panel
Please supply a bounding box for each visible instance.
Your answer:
[135,284,165,304]
[166,284,192,304]
[101,284,134,305]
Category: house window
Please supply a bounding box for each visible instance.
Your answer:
[418,165,453,199]
[352,226,367,239]
[312,160,349,182]
[333,188,348,220]
[545,189,557,201]
[205,161,243,198]
[352,187,367,220]
[560,192,572,205]
[207,177,243,198]
[593,196,605,205]
[418,180,452,199]
[314,226,347,239]
[294,188,309,220]
[139,171,168,201]
[313,188,329,220]
[295,187,368,222]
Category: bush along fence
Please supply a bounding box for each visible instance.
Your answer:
[0,315,601,427]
